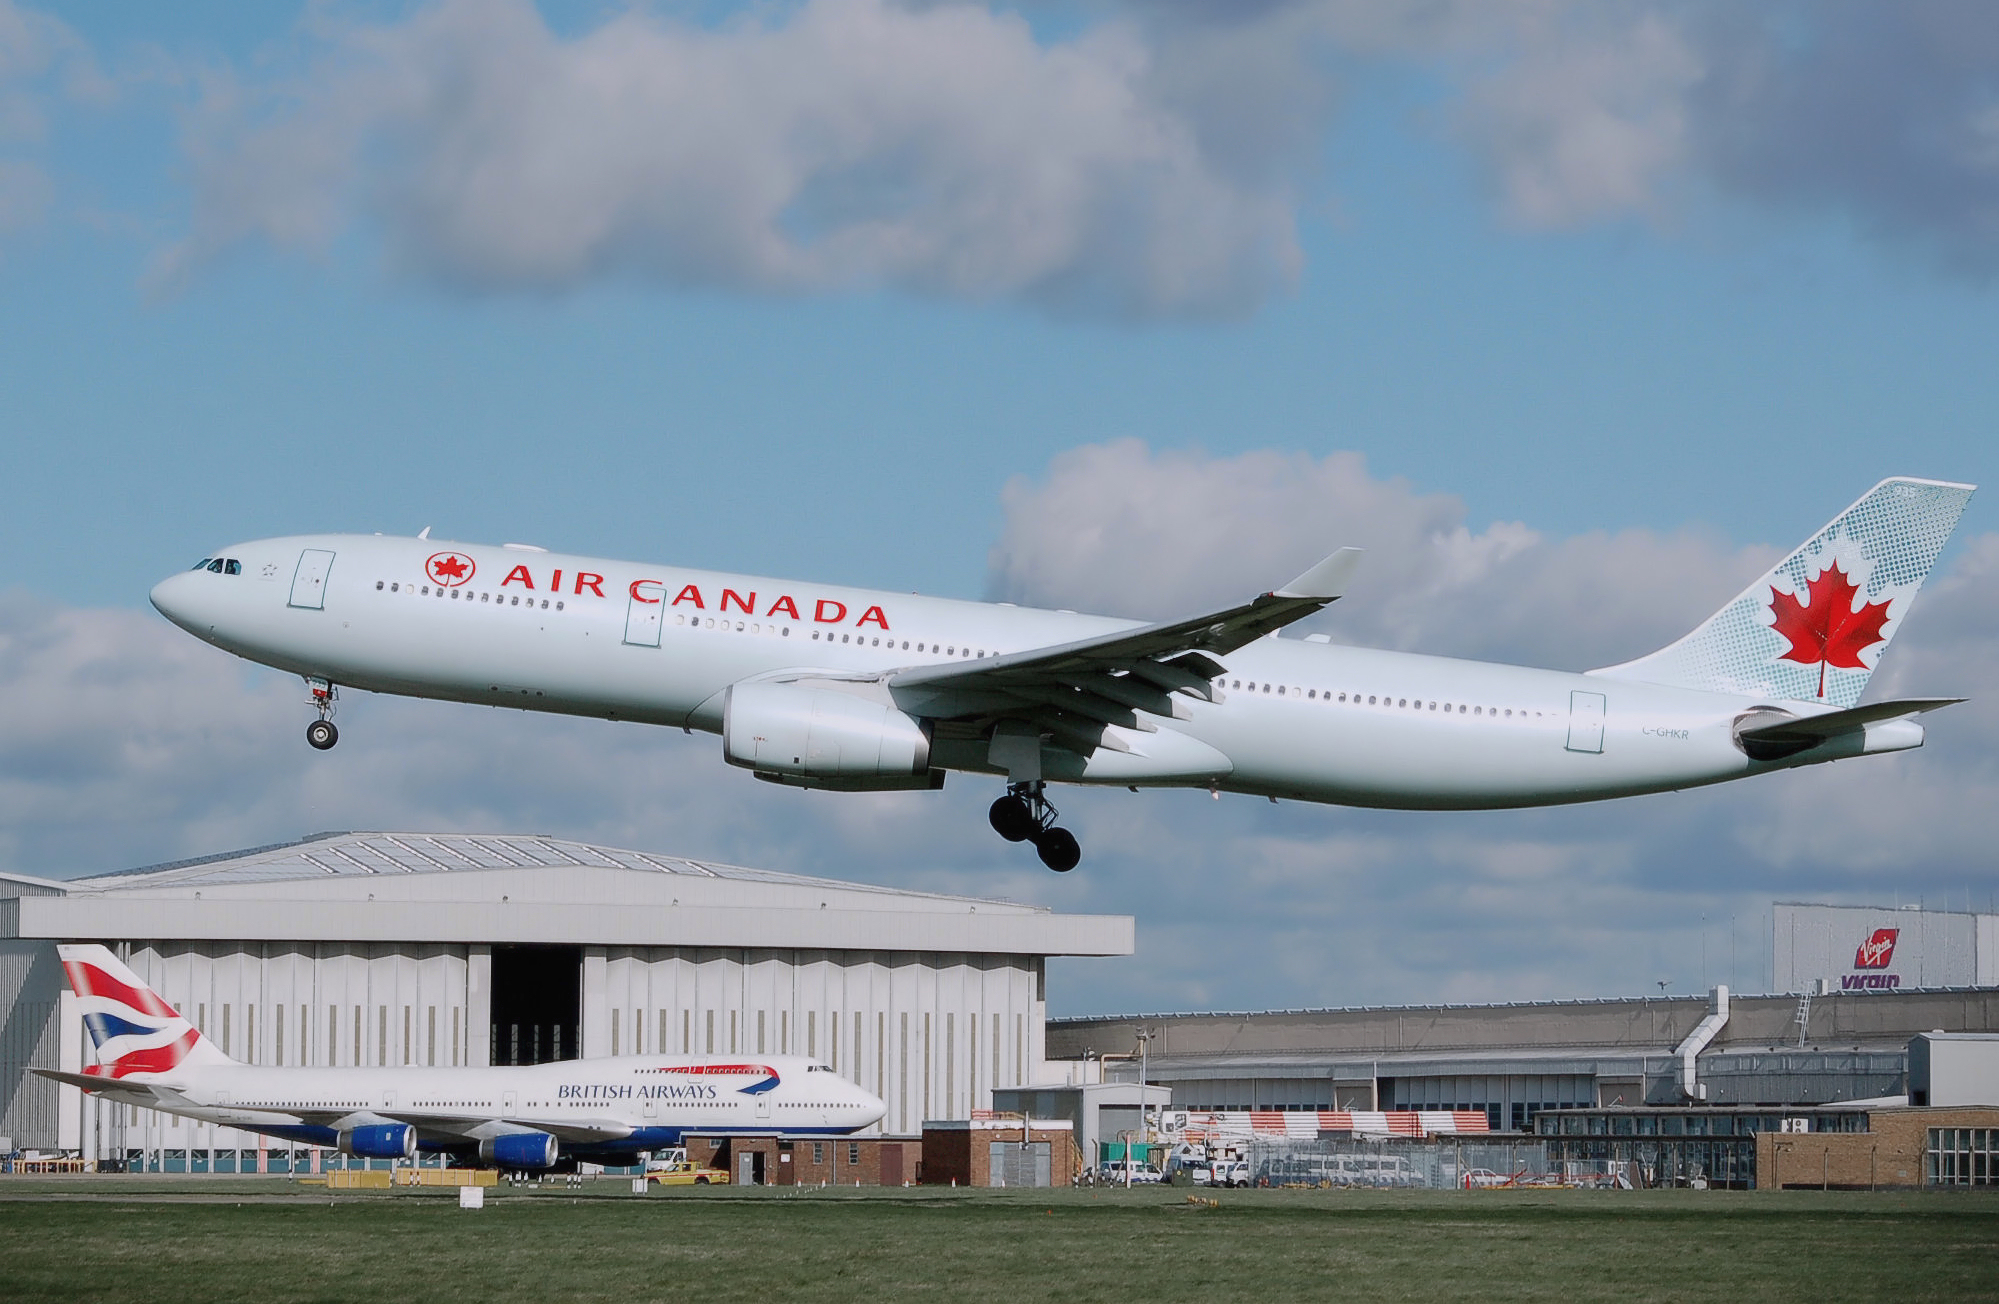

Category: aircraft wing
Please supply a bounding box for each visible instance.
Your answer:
[886,549,1361,757]
[374,1111,636,1145]
[504,1116,636,1144]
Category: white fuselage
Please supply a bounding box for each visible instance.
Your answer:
[90,1053,882,1160]
[150,534,1903,812]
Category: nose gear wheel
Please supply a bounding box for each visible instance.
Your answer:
[304,677,339,750]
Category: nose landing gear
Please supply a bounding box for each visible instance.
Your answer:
[989,782,1082,872]
[305,678,339,750]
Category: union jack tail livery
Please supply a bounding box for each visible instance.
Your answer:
[1594,478,1974,709]
[59,944,232,1078]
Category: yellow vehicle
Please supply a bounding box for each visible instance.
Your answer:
[644,1149,730,1186]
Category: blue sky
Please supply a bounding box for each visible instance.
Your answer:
[4,0,1998,1013]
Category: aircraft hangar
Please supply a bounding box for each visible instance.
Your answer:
[0,831,1132,1168]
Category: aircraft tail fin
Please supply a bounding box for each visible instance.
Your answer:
[1591,477,1974,707]
[58,944,233,1077]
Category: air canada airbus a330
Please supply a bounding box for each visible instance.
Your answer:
[152,478,1973,872]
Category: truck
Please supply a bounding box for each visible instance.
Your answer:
[643,1148,731,1186]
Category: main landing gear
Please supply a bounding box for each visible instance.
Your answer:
[989,782,1082,873]
[305,678,339,751]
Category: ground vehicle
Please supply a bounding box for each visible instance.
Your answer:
[1098,1160,1163,1185]
[644,1149,730,1186]
[1207,1160,1250,1188]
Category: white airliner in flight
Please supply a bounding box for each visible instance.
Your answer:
[38,945,885,1170]
[150,477,1973,872]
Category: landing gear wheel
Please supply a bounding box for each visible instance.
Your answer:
[306,720,339,750]
[989,795,1037,842]
[1033,827,1081,873]
[995,779,1084,870]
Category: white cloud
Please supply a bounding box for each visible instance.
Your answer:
[1455,9,1700,228]
[0,0,102,238]
[159,0,1302,316]
[985,438,1769,670]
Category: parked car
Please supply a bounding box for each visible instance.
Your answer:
[1098,1160,1163,1185]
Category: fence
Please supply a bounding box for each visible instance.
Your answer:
[1243,1138,1627,1189]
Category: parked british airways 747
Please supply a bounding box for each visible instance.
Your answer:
[38,946,884,1170]
[150,478,1973,871]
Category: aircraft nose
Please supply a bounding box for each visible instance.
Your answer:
[150,570,209,633]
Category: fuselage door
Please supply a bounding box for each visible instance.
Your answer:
[755,1091,771,1122]
[1566,690,1607,754]
[624,580,664,647]
[289,549,335,610]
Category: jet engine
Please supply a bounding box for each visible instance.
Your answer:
[723,682,941,791]
[339,1124,417,1161]
[479,1132,559,1170]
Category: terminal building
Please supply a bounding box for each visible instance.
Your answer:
[1049,902,1999,1133]
[0,831,1132,1168]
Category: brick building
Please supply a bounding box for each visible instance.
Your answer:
[919,1118,1077,1187]
[687,1134,921,1187]
[1757,1106,1999,1189]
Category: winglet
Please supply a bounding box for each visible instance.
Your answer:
[1274,548,1363,601]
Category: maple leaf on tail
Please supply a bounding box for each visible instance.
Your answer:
[1768,560,1893,698]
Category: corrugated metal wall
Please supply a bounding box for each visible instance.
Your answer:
[598,947,1039,1135]
[0,941,62,1151]
[29,939,1041,1158]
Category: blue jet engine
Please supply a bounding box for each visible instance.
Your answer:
[479,1132,559,1170]
[339,1124,417,1161]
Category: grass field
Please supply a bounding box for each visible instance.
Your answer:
[3,1178,1996,1303]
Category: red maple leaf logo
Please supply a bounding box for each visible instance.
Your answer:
[1768,560,1891,698]
[426,552,474,586]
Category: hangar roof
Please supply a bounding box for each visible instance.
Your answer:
[1,832,1132,958]
[73,831,959,898]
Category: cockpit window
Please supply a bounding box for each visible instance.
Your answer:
[197,558,243,575]
[191,559,212,571]
[224,559,241,575]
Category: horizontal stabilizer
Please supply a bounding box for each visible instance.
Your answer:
[30,1067,179,1097]
[1735,697,1963,760]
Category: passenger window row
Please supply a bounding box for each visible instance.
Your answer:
[1225,678,1540,719]
[192,558,243,575]
[375,580,563,610]
[677,614,788,636]
[808,630,992,658]
[673,617,999,659]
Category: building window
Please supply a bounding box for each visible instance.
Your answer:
[849,1142,861,1167]
[1930,1128,1998,1186]
[813,1143,824,1165]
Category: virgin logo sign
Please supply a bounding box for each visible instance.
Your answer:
[1853,928,1898,970]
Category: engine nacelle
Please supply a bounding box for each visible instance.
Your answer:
[479,1132,559,1170]
[339,1124,416,1161]
[723,682,934,788]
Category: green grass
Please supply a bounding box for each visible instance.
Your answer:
[2,1178,1996,1303]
